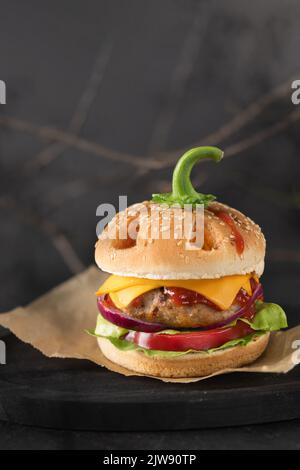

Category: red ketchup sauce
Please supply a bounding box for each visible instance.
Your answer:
[165,286,252,309]
[163,287,221,310]
[105,294,116,308]
[209,208,245,255]
[163,277,262,310]
[235,288,250,307]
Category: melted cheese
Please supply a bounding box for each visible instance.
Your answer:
[97,274,254,311]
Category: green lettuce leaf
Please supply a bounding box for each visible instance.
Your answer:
[89,300,287,358]
[248,301,288,331]
[94,313,128,338]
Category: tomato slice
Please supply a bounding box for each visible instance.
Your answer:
[125,320,254,351]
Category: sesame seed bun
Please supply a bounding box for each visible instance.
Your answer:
[95,201,266,280]
[97,333,270,378]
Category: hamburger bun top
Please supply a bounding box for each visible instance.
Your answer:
[95,200,266,280]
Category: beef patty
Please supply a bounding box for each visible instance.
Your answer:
[121,288,241,329]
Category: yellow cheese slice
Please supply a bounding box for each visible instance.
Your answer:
[97,275,146,294]
[97,274,254,311]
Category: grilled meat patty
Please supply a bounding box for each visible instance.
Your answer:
[121,288,240,328]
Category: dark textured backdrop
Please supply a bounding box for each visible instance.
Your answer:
[1,0,300,452]
[0,0,299,313]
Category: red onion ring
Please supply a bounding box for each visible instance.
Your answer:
[97,296,167,332]
[201,283,263,330]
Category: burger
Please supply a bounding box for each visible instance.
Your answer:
[92,146,287,378]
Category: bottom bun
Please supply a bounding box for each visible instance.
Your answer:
[98,333,270,378]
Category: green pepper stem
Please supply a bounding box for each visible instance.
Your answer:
[171,146,223,199]
[151,146,224,207]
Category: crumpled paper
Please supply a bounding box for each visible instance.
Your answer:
[0,267,299,383]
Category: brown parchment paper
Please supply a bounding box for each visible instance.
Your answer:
[0,267,299,383]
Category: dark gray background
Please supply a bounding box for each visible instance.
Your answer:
[0,0,299,449]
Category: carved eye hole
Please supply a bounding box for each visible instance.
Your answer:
[202,228,214,250]
[186,212,214,251]
[112,237,137,250]
[111,216,140,250]
[188,226,214,250]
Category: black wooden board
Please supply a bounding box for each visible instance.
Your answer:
[0,306,299,432]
